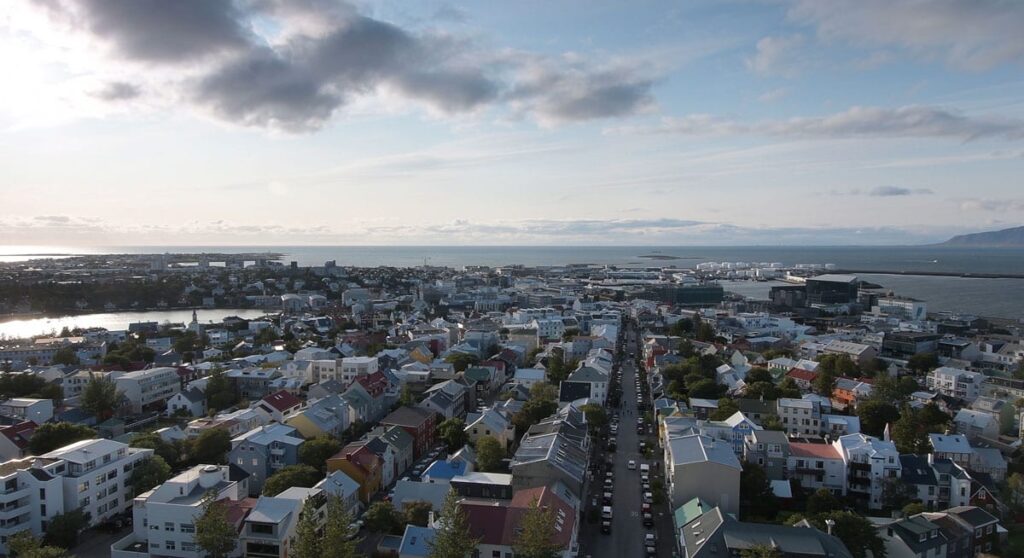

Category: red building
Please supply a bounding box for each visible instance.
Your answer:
[380,406,436,458]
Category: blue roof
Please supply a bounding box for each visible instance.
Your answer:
[423,458,467,481]
[399,525,436,557]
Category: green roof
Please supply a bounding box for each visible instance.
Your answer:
[674,497,713,529]
[464,367,492,381]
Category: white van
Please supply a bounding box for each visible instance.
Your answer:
[639,463,650,474]
[601,506,613,519]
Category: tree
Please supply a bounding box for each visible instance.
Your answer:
[891,408,932,454]
[741,545,782,558]
[806,488,842,516]
[818,354,858,378]
[131,455,172,496]
[762,415,784,431]
[28,422,96,455]
[204,368,237,413]
[709,398,740,421]
[290,498,322,558]
[476,435,504,472]
[902,502,926,516]
[813,369,837,397]
[579,404,608,431]
[512,497,560,558]
[739,462,779,521]
[80,373,123,420]
[322,494,359,558]
[1005,472,1024,513]
[438,418,468,452]
[51,347,79,366]
[405,500,434,527]
[428,489,479,558]
[1000,403,1017,435]
[400,385,417,406]
[195,496,238,558]
[687,379,721,400]
[445,353,479,373]
[189,428,231,465]
[812,511,886,558]
[43,509,88,549]
[856,400,900,438]
[695,322,716,342]
[745,382,779,400]
[777,377,802,398]
[514,383,558,434]
[263,464,321,496]
[364,501,403,534]
[906,353,939,375]
[130,431,182,467]
[299,436,342,471]
[7,531,67,558]
[881,477,913,510]
[746,367,773,384]
[669,319,694,337]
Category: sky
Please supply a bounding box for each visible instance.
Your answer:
[1,0,1023,247]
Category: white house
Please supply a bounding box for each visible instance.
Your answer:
[116,367,182,413]
[832,434,901,510]
[165,387,207,418]
[0,398,54,424]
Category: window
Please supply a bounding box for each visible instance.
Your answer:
[78,482,89,493]
[181,523,195,533]
[39,488,45,499]
[166,541,175,550]
[182,542,197,552]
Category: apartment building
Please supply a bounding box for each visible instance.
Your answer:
[0,398,54,424]
[240,487,323,558]
[340,356,379,384]
[833,434,901,510]
[927,367,984,402]
[229,424,304,496]
[116,367,182,413]
[0,457,66,554]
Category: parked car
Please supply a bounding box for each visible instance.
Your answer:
[627,460,637,470]
[601,520,612,534]
[642,513,653,527]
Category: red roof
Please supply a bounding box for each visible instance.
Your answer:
[787,368,817,382]
[0,421,37,449]
[260,390,302,412]
[462,501,513,545]
[461,486,577,548]
[356,371,388,397]
[789,442,841,460]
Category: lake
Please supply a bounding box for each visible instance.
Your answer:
[0,309,272,340]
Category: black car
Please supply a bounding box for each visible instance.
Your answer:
[642,513,654,527]
[601,520,612,534]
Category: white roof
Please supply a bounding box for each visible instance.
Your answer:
[929,433,973,454]
[666,434,741,470]
[42,438,130,463]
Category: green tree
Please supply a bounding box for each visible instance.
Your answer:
[777,377,802,398]
[263,464,321,496]
[813,511,886,558]
[745,382,779,400]
[762,415,785,431]
[476,435,504,472]
[43,509,88,549]
[512,497,560,558]
[80,373,123,420]
[579,404,608,431]
[299,436,342,471]
[445,353,479,373]
[195,496,238,558]
[891,408,932,454]
[514,383,559,434]
[1005,472,1024,513]
[130,432,182,467]
[428,489,479,558]
[818,354,858,378]
[906,353,939,375]
[189,428,232,465]
[806,488,842,516]
[856,400,900,438]
[1000,403,1017,436]
[51,347,79,366]
[669,319,694,337]
[404,500,434,527]
[740,462,779,521]
[746,367,773,384]
[204,368,237,413]
[322,494,359,558]
[710,398,740,421]
[438,418,468,452]
[695,322,716,342]
[28,422,96,455]
[687,379,721,400]
[813,369,837,396]
[290,498,322,558]
[364,501,403,534]
[131,455,172,496]
[902,502,926,516]
[7,530,67,558]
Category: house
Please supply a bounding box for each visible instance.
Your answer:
[451,472,514,500]
[464,408,516,451]
[0,398,54,424]
[786,368,818,391]
[418,380,468,420]
[228,424,305,496]
[378,425,415,482]
[392,479,451,511]
[0,421,36,460]
[380,406,436,459]
[822,340,877,365]
[285,394,350,439]
[461,483,579,558]
[340,356,380,384]
[398,525,436,558]
[875,515,948,558]
[464,366,500,397]
[510,431,587,497]
[900,454,942,510]
[115,367,182,413]
[314,469,362,517]
[327,443,384,503]
[952,409,999,442]
[941,506,1001,556]
[664,434,741,513]
[928,434,974,468]
[832,377,873,410]
[512,367,546,387]
[110,464,247,558]
[239,487,323,558]
[678,501,852,558]
[743,430,789,481]
[927,367,984,402]
[360,436,398,489]
[227,367,281,400]
[165,387,207,418]
[257,390,306,423]
[558,365,609,405]
[786,442,846,496]
[422,458,471,486]
[832,433,901,510]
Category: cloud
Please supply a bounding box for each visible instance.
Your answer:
[957,198,1024,212]
[757,88,789,103]
[746,35,807,77]
[93,81,141,101]
[38,0,252,63]
[788,0,1024,71]
[868,185,933,197]
[24,1,656,131]
[627,105,1024,141]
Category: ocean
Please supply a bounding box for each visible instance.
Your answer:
[2,245,1024,320]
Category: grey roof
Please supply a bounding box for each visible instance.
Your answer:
[392,479,450,510]
[566,366,607,383]
[899,455,938,486]
[682,506,853,558]
[511,431,586,483]
[747,429,789,445]
[946,506,998,527]
[667,434,741,470]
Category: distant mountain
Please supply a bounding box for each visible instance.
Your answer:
[938,225,1024,247]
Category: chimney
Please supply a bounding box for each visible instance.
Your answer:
[825,519,835,536]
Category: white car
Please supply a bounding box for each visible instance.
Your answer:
[627,460,637,470]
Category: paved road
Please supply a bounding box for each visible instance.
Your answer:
[579,325,676,558]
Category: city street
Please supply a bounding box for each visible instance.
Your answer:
[579,325,676,558]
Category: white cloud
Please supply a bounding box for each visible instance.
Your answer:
[746,35,807,77]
